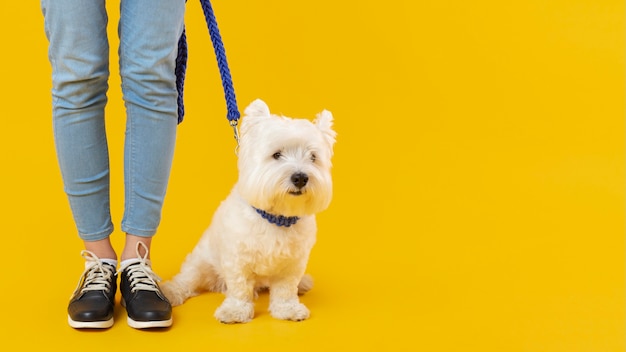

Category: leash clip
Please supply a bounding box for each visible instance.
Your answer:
[230,120,240,155]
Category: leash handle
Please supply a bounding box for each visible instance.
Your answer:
[200,0,241,145]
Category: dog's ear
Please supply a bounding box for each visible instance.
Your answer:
[244,99,271,118]
[314,110,337,150]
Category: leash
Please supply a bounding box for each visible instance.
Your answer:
[176,0,241,148]
[176,2,301,227]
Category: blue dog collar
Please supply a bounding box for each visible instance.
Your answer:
[253,207,300,227]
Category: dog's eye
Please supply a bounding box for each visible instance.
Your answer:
[272,152,282,160]
[311,153,317,162]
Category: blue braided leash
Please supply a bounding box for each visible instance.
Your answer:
[175,27,187,123]
[176,0,241,143]
[176,3,302,227]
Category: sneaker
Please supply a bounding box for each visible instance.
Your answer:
[119,242,172,329]
[67,251,117,329]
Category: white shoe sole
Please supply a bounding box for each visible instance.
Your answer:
[68,316,114,329]
[127,317,172,329]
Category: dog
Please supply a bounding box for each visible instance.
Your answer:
[161,99,336,323]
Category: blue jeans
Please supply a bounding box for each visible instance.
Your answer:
[41,0,186,241]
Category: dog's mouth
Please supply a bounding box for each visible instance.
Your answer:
[288,190,304,196]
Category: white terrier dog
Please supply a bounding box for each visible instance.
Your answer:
[161,99,336,323]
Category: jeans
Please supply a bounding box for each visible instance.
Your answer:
[41,0,186,241]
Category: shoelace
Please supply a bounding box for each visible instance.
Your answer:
[72,250,114,296]
[118,242,162,294]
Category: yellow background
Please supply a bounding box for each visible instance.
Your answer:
[1,0,623,351]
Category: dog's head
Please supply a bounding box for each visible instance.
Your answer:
[236,99,336,217]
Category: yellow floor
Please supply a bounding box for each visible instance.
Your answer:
[1,1,623,351]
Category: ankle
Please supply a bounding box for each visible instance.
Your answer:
[121,234,152,261]
[84,238,117,261]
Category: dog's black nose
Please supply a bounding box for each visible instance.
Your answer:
[291,172,309,189]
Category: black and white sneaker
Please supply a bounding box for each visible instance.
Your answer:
[119,243,172,329]
[67,251,117,329]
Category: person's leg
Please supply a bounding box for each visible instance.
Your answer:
[118,0,185,257]
[42,0,115,249]
[41,0,117,329]
[117,0,185,329]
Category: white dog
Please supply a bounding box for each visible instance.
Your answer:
[161,99,336,323]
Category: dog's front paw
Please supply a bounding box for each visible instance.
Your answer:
[269,300,310,321]
[214,297,254,324]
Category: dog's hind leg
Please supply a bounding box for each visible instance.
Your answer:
[161,250,218,306]
[297,274,314,295]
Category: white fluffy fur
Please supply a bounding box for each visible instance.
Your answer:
[161,99,336,323]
